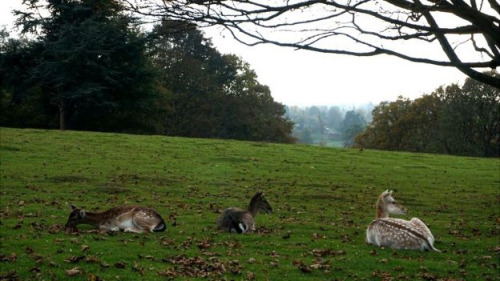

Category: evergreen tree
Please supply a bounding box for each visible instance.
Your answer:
[11,0,159,132]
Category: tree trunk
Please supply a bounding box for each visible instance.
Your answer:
[59,102,66,131]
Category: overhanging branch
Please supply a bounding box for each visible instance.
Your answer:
[128,0,500,88]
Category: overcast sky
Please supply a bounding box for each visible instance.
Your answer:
[203,26,469,107]
[1,1,470,107]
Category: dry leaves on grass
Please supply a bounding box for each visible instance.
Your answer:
[65,267,80,276]
[292,259,312,273]
[0,270,19,280]
[308,248,346,257]
[159,255,243,278]
[0,252,17,262]
[292,248,348,274]
[65,255,85,263]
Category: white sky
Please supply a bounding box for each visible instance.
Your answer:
[1,1,470,107]
[203,26,469,107]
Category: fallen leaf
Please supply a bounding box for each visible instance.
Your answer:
[246,271,255,280]
[25,247,34,254]
[65,256,85,263]
[65,267,80,276]
[132,261,145,275]
[2,270,18,280]
[197,238,213,249]
[85,255,100,263]
[420,272,437,281]
[114,261,127,269]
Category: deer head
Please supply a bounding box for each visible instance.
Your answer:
[248,192,273,215]
[377,190,407,218]
[65,203,86,232]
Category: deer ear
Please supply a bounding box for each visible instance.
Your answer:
[67,202,77,211]
[80,210,86,217]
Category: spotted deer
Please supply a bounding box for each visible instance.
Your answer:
[65,204,166,233]
[366,190,440,251]
[217,192,273,233]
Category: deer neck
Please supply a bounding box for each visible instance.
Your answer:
[247,203,258,218]
[81,212,106,227]
[376,201,389,219]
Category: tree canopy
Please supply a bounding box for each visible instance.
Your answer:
[128,0,500,88]
[8,0,158,132]
[148,20,295,142]
[1,0,295,143]
[354,73,499,157]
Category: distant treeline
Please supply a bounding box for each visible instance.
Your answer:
[284,105,373,147]
[0,0,294,143]
[355,76,499,157]
[285,75,499,157]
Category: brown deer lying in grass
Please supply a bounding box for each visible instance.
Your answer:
[217,192,273,233]
[366,190,440,252]
[65,204,166,233]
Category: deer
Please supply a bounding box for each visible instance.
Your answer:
[366,190,440,252]
[217,192,273,233]
[65,204,166,233]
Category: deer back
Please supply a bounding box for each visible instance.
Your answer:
[367,218,436,251]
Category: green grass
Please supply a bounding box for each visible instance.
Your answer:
[0,127,498,280]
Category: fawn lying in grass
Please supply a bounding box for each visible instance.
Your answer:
[366,190,440,251]
[217,192,272,233]
[65,204,166,233]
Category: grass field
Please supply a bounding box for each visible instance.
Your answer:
[0,127,498,280]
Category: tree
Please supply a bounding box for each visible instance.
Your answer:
[339,110,366,147]
[343,124,365,147]
[1,30,52,128]
[326,106,343,130]
[298,128,314,144]
[307,106,325,134]
[354,97,415,150]
[340,110,366,132]
[439,73,500,156]
[147,20,234,137]
[221,55,295,143]
[460,73,500,156]
[129,0,500,88]
[402,93,443,152]
[13,0,159,132]
[148,20,295,142]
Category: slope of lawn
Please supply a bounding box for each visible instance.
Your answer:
[0,127,498,280]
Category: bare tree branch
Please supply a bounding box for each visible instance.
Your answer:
[125,0,500,88]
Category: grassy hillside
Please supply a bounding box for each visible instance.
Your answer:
[0,127,498,280]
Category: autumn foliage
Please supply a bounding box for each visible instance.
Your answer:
[354,74,500,157]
